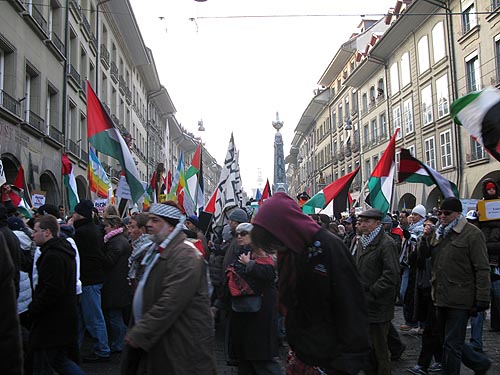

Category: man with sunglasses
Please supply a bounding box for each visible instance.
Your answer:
[428,197,491,375]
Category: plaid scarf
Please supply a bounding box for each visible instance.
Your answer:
[360,224,382,250]
[436,215,462,240]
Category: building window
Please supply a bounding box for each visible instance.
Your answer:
[407,145,416,157]
[424,137,436,170]
[432,22,446,63]
[440,130,453,168]
[365,159,371,181]
[379,112,387,138]
[403,98,414,135]
[363,124,369,147]
[495,36,500,83]
[393,106,402,139]
[338,105,343,126]
[331,110,336,131]
[46,84,58,131]
[390,62,399,94]
[362,93,368,113]
[421,84,433,125]
[465,53,480,92]
[401,52,411,87]
[418,36,430,74]
[436,74,450,118]
[0,49,4,91]
[469,137,486,161]
[371,118,378,143]
[462,3,478,34]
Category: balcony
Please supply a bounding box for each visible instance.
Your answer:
[25,110,44,133]
[119,75,126,95]
[67,139,81,158]
[48,125,64,144]
[30,4,49,35]
[45,31,65,60]
[67,63,81,89]
[111,114,120,125]
[80,13,92,39]
[339,149,345,161]
[0,90,22,117]
[69,0,82,21]
[110,62,119,83]
[345,146,352,157]
[125,87,132,104]
[100,44,110,69]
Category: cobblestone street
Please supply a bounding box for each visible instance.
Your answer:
[81,306,500,374]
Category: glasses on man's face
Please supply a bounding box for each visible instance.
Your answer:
[236,231,249,237]
[437,210,453,216]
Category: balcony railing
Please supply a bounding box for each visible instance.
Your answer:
[50,31,65,55]
[80,148,88,163]
[125,87,132,104]
[31,4,49,35]
[67,63,81,86]
[69,0,82,20]
[81,13,92,38]
[0,90,21,116]
[26,110,44,132]
[48,125,63,144]
[80,79,87,96]
[110,62,119,83]
[67,139,80,157]
[100,44,110,69]
[119,75,126,94]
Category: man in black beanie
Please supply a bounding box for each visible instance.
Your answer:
[427,197,491,374]
[72,199,110,362]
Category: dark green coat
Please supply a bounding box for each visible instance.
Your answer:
[355,228,400,323]
[430,217,490,309]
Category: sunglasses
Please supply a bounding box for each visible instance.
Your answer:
[236,231,249,237]
[437,210,453,216]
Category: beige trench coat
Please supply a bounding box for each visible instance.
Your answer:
[123,232,216,375]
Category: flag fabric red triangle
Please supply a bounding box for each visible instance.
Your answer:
[370,128,399,178]
[259,179,272,205]
[204,189,218,214]
[191,144,201,170]
[13,166,25,191]
[149,171,157,191]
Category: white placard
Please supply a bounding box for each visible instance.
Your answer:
[32,193,46,208]
[0,160,6,187]
[115,176,131,200]
[94,198,108,212]
[484,200,500,220]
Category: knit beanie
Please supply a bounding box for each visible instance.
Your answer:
[74,199,94,219]
[440,197,462,213]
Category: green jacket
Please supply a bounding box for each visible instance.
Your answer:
[355,228,400,323]
[430,217,490,310]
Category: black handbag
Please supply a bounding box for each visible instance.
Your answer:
[231,295,262,313]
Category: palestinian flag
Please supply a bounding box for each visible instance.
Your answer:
[86,81,144,203]
[3,166,32,218]
[451,86,500,161]
[366,129,399,214]
[302,167,360,218]
[259,179,271,205]
[398,148,459,198]
[185,144,204,213]
[204,189,217,214]
[62,153,80,212]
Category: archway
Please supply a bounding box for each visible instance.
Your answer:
[39,171,60,206]
[75,175,89,200]
[426,187,444,212]
[398,193,416,211]
[470,171,500,199]
[0,153,21,182]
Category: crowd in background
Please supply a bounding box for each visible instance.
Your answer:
[0,178,498,375]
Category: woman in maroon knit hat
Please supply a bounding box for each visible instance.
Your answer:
[252,192,370,375]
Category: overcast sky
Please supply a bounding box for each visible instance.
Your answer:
[129,0,395,195]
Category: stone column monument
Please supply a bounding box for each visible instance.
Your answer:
[272,112,288,194]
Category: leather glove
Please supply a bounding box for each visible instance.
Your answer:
[469,301,490,317]
[403,229,411,240]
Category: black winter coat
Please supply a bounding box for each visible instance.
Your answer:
[0,224,21,297]
[29,237,77,349]
[286,228,371,375]
[0,232,23,374]
[101,232,132,309]
[73,218,105,286]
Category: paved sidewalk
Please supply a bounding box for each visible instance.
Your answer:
[81,306,500,374]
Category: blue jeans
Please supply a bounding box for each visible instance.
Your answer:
[437,307,491,375]
[106,308,127,352]
[78,284,110,357]
[470,311,485,350]
[33,348,86,375]
[492,279,500,315]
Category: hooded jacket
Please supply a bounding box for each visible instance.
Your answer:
[479,178,500,281]
[253,193,370,375]
[29,236,77,349]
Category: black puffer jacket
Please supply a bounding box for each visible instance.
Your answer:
[0,206,21,297]
[479,178,500,281]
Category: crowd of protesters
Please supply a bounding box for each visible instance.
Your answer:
[0,178,498,375]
